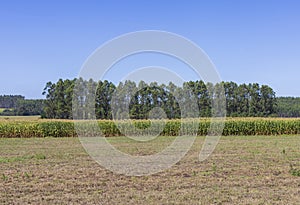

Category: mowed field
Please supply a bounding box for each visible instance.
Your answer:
[0,135,299,204]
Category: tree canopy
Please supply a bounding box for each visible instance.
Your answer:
[3,79,298,118]
[42,78,278,119]
[276,97,300,117]
[0,95,44,116]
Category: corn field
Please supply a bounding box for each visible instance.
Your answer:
[0,118,300,138]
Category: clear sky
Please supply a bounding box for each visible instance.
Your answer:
[0,0,299,98]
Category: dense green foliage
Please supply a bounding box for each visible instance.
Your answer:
[14,99,44,116]
[1,118,300,138]
[43,78,277,119]
[42,79,74,119]
[0,96,44,116]
[0,121,76,138]
[2,80,299,118]
[276,97,300,117]
[0,95,24,108]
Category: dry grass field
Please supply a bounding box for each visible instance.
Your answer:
[0,115,41,121]
[0,135,299,204]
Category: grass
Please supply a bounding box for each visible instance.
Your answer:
[0,135,299,204]
[0,154,46,163]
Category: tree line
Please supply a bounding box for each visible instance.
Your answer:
[276,97,300,117]
[0,95,24,108]
[0,95,44,116]
[42,78,278,119]
[2,79,299,118]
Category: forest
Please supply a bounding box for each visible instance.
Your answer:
[0,95,44,116]
[276,97,300,117]
[1,79,299,118]
[0,95,24,108]
[42,78,278,119]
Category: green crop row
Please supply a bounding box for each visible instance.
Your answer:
[0,121,76,138]
[0,118,300,138]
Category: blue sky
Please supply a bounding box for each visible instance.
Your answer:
[0,0,299,98]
